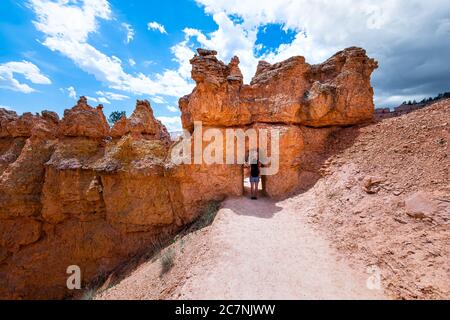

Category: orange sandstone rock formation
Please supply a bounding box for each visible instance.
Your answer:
[179,47,377,197]
[0,47,377,299]
[110,99,171,143]
[0,98,179,299]
[180,47,377,129]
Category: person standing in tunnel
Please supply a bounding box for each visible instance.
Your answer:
[249,150,261,200]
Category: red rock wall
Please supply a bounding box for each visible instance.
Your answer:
[180,47,377,130]
[0,99,237,299]
[180,47,377,197]
[0,46,377,299]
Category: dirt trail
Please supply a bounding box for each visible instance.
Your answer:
[98,195,386,300]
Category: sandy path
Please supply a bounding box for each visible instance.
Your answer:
[99,194,386,300]
[171,196,385,300]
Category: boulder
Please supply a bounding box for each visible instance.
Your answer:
[6,112,35,138]
[405,192,438,220]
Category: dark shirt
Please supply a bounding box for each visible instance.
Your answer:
[250,163,260,177]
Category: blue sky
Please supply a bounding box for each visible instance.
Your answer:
[0,0,219,130]
[1,0,449,131]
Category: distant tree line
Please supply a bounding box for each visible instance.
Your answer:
[402,91,450,106]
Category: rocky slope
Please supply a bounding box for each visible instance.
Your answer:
[0,47,378,299]
[306,98,449,299]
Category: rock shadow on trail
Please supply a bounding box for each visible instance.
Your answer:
[224,197,283,219]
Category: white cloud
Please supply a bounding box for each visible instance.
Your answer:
[30,0,193,99]
[96,91,129,101]
[189,0,450,106]
[0,60,51,93]
[150,96,166,104]
[31,0,111,42]
[98,97,110,104]
[167,106,179,113]
[27,0,449,110]
[128,58,136,66]
[147,21,167,34]
[157,116,182,132]
[171,37,196,79]
[181,12,259,82]
[67,86,77,99]
[122,23,135,44]
[86,96,98,103]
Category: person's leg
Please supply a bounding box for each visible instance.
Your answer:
[250,181,255,198]
[251,178,259,199]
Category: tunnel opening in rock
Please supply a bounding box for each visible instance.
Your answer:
[241,146,266,198]
[242,165,264,197]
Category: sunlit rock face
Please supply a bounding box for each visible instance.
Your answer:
[0,98,179,299]
[59,97,110,138]
[0,46,377,299]
[179,47,377,197]
[110,100,171,144]
[181,47,377,130]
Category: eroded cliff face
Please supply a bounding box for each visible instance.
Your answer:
[1,99,179,299]
[180,47,377,129]
[180,47,377,197]
[0,47,377,299]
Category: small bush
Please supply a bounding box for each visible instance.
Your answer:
[80,288,96,300]
[159,249,175,277]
